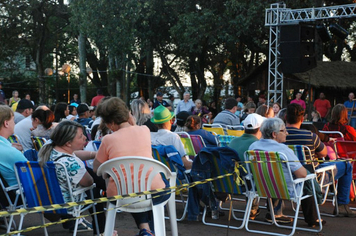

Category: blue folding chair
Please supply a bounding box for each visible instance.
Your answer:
[14,161,99,236]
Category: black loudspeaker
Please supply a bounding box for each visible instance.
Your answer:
[279,24,317,74]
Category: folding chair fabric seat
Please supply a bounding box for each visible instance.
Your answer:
[216,135,236,147]
[14,161,98,236]
[244,150,322,236]
[189,134,206,154]
[176,132,196,159]
[31,136,47,151]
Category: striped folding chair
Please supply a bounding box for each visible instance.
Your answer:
[7,134,20,144]
[31,136,47,151]
[226,125,245,137]
[176,132,196,160]
[202,124,226,135]
[152,145,189,221]
[216,135,236,147]
[199,147,250,230]
[244,150,322,236]
[189,134,206,154]
[288,144,338,214]
[14,161,99,236]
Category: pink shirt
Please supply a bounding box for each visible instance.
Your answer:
[290,99,306,110]
[96,125,165,197]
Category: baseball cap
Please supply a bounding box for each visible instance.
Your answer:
[176,111,190,126]
[243,113,266,130]
[17,99,34,110]
[69,102,78,108]
[77,103,89,114]
[156,92,163,97]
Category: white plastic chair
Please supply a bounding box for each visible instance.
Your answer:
[97,156,178,236]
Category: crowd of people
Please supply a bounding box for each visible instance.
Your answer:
[0,87,356,235]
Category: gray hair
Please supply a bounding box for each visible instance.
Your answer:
[38,120,84,166]
[183,91,190,96]
[260,118,285,139]
[277,108,287,122]
[131,99,151,126]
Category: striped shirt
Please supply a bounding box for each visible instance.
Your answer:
[284,127,325,160]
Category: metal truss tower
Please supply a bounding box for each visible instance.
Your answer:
[265,3,356,106]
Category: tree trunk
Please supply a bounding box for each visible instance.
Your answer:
[78,33,87,103]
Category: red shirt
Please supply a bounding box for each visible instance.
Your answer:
[91,95,105,106]
[313,99,331,118]
[322,122,356,141]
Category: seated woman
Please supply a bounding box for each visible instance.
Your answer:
[131,99,158,132]
[93,97,167,236]
[184,115,217,147]
[38,120,105,234]
[54,102,69,122]
[191,99,209,123]
[31,108,57,139]
[256,104,274,118]
[323,104,356,141]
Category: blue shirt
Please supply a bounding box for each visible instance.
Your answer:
[187,129,217,147]
[0,136,27,186]
[344,100,356,116]
[175,100,195,114]
[153,100,171,109]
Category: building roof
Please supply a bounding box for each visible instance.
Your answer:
[293,61,356,88]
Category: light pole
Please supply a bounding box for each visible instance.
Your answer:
[61,64,71,103]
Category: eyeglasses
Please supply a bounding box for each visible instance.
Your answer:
[279,129,287,133]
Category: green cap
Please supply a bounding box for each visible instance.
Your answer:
[151,105,174,124]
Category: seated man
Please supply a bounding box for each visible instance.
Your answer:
[249,118,323,226]
[150,105,192,169]
[213,98,240,126]
[0,105,27,187]
[284,103,356,217]
[228,113,265,220]
[74,103,93,128]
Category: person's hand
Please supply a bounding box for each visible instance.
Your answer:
[12,143,23,151]
[329,137,337,142]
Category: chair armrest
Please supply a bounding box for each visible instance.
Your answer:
[293,174,316,184]
[5,184,19,192]
[72,183,96,196]
[315,165,336,173]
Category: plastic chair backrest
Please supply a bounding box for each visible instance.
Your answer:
[190,135,206,154]
[96,156,174,212]
[217,135,236,147]
[334,140,356,179]
[31,136,47,151]
[8,134,19,144]
[202,126,225,135]
[14,161,67,215]
[245,150,291,200]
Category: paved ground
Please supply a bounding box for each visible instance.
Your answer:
[4,196,356,236]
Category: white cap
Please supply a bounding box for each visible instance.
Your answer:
[244,113,266,130]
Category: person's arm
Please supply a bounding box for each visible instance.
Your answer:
[93,159,102,173]
[345,125,356,141]
[79,171,94,187]
[313,133,328,158]
[293,166,307,178]
[74,150,96,161]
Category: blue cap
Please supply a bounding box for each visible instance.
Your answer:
[69,103,78,108]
